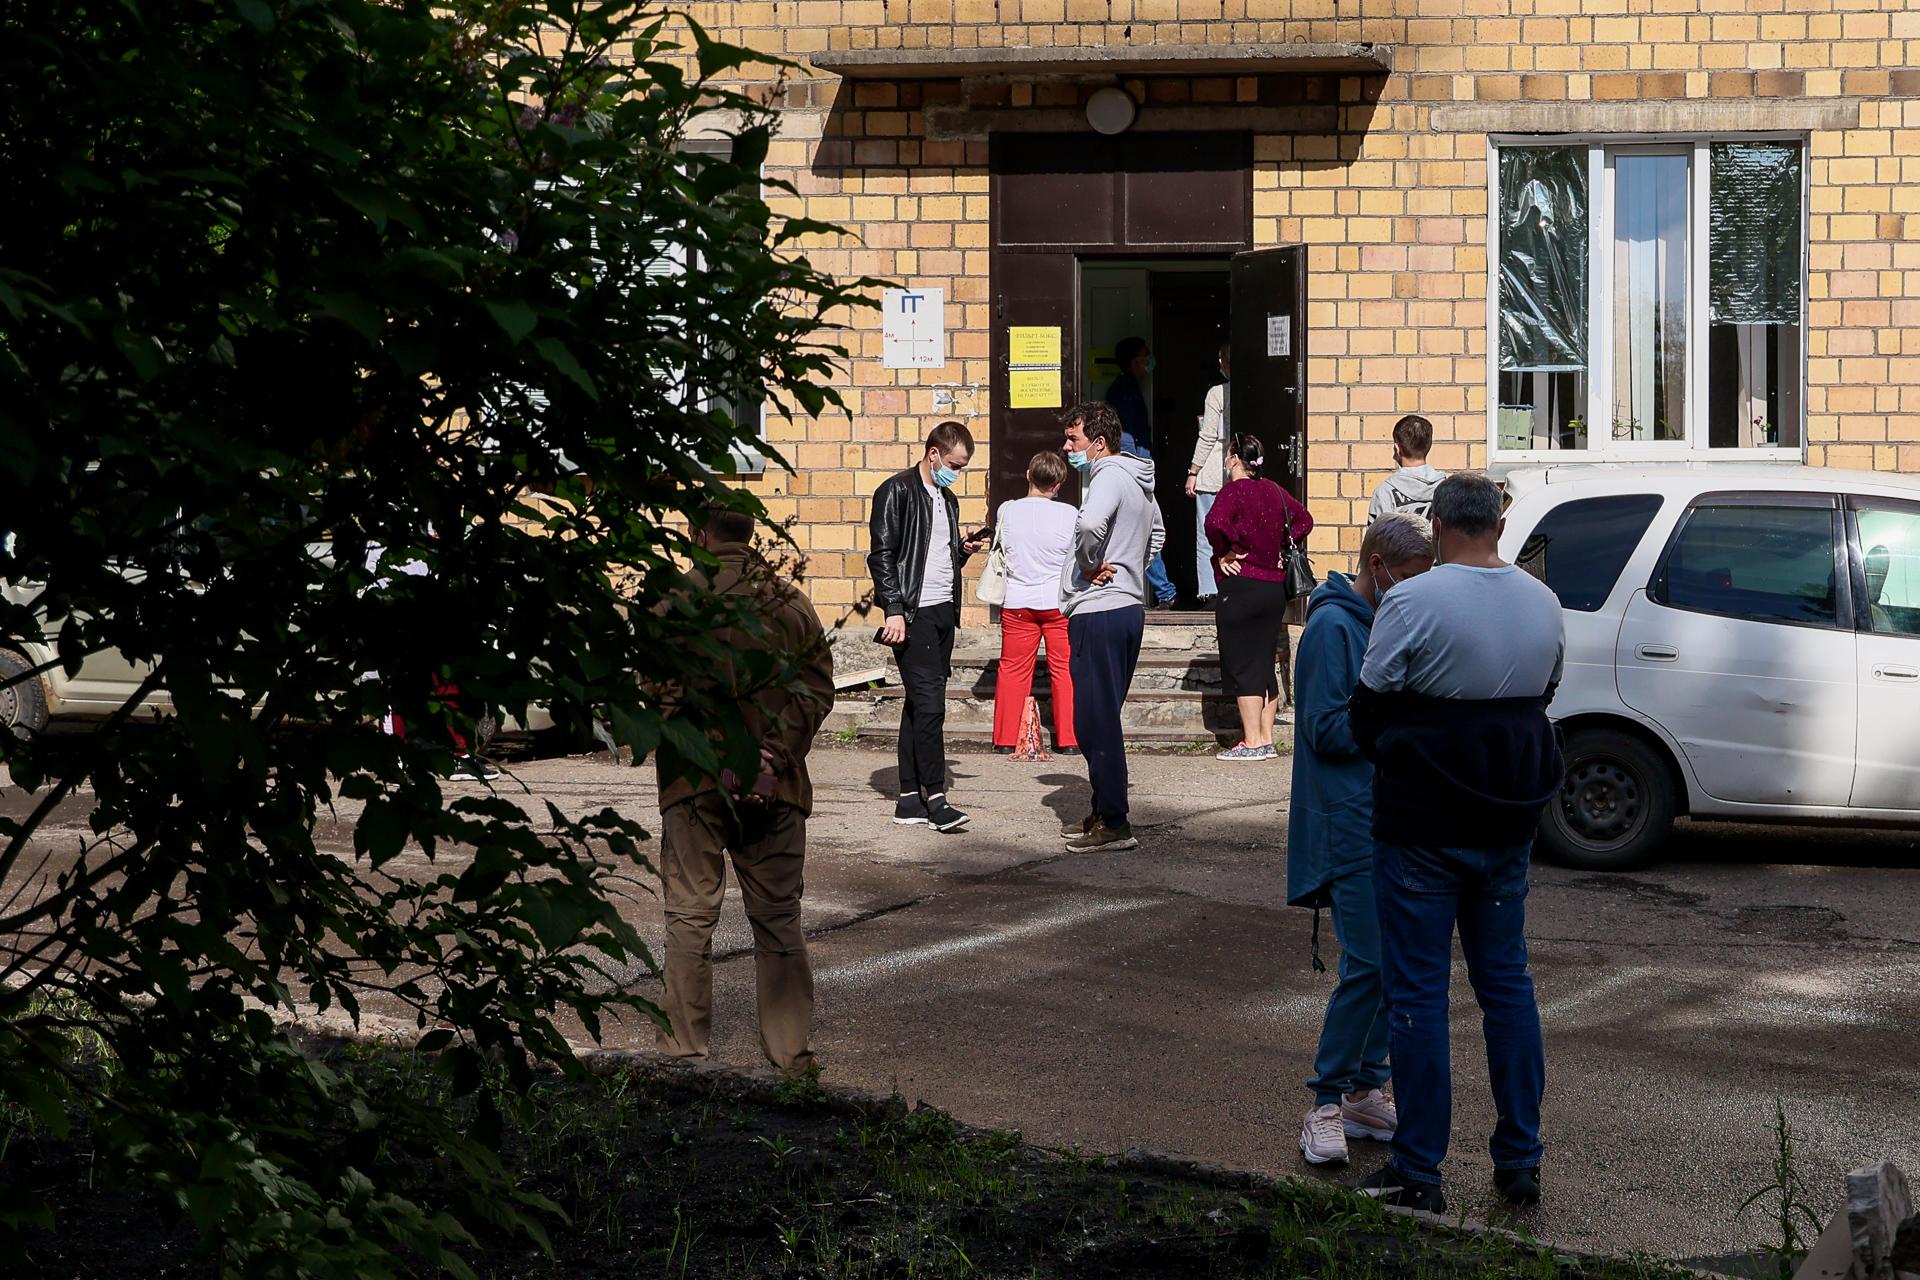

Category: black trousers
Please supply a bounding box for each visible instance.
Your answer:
[1067,605,1144,824]
[896,602,956,796]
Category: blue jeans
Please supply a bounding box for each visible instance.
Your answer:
[1308,869,1391,1106]
[1145,550,1176,604]
[1122,435,1177,604]
[1194,491,1218,598]
[1373,841,1545,1186]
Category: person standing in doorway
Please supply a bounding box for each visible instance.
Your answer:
[867,421,990,832]
[1058,401,1163,853]
[1185,343,1231,607]
[991,451,1080,756]
[655,506,835,1077]
[1105,336,1153,455]
[1288,513,1434,1168]
[1105,336,1177,609]
[1349,472,1565,1212]
[1367,414,1446,522]
[1204,434,1314,761]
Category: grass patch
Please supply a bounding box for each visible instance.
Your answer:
[10,1047,1704,1279]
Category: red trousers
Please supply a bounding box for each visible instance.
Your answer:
[992,608,1076,748]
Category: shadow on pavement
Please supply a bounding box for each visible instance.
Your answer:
[1661,819,1920,871]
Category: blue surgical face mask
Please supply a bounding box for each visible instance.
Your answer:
[932,465,959,489]
[1144,356,1157,374]
[1067,450,1091,473]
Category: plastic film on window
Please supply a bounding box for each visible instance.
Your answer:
[1710,142,1802,325]
[1498,146,1588,372]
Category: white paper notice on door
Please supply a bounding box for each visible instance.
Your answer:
[1266,313,1291,358]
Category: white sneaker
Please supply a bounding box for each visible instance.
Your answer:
[1299,1102,1350,1166]
[1341,1087,1398,1141]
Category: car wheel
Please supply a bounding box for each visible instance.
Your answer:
[1538,727,1676,872]
[0,646,50,742]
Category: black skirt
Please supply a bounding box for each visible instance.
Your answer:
[1215,574,1290,698]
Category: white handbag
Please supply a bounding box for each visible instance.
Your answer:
[975,526,1009,606]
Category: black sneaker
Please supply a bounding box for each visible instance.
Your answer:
[992,744,1016,755]
[1060,814,1094,841]
[1066,819,1137,852]
[1055,745,1082,756]
[451,757,500,781]
[1150,597,1176,612]
[925,795,969,832]
[893,793,930,825]
[1494,1167,1541,1206]
[1355,1164,1446,1213]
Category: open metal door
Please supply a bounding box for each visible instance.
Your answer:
[1229,246,1307,500]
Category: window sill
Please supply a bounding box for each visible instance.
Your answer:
[1493,447,1802,464]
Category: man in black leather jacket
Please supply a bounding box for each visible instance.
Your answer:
[867,421,989,831]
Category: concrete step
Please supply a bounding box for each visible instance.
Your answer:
[947,650,1233,695]
[855,687,1293,744]
[852,616,1298,746]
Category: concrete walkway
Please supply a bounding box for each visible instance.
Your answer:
[464,743,1920,1263]
[10,742,1918,1261]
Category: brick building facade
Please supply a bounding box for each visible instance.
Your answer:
[678,0,1920,625]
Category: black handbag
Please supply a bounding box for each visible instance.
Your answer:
[1283,533,1317,603]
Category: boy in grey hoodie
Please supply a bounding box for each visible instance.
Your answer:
[1367,414,1446,523]
[1058,401,1165,853]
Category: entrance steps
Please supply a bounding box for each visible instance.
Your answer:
[850,610,1295,748]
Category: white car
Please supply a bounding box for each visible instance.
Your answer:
[1,575,553,744]
[1500,463,1920,870]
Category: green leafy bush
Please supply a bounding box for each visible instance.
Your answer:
[0,0,874,1271]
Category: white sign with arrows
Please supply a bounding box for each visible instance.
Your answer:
[882,287,946,369]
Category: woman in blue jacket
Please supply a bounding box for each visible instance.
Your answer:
[1286,512,1433,1167]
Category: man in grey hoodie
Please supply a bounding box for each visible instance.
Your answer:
[1367,415,1446,523]
[1058,401,1165,852]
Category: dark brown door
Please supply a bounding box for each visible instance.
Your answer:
[990,253,1075,512]
[1230,246,1308,500]
[990,133,1252,516]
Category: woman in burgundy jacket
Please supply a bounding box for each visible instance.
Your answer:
[1204,433,1314,760]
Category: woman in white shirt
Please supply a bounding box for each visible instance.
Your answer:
[989,452,1080,754]
[1184,343,1230,605]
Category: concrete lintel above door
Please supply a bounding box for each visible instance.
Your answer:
[925,102,1345,142]
[810,42,1393,81]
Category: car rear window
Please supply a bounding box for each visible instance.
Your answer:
[1515,494,1664,611]
[1658,504,1838,626]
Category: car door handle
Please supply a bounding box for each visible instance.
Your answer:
[1872,664,1920,682]
[1635,643,1679,661]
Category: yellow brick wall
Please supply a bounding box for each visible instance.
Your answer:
[670,0,1920,621]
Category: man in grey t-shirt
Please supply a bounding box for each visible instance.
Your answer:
[1348,472,1565,1215]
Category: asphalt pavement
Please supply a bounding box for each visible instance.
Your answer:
[6,743,1918,1262]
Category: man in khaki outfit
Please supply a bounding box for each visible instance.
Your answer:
[655,506,835,1074]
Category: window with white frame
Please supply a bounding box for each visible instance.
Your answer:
[1491,138,1805,459]
[651,139,768,476]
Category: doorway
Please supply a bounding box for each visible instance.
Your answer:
[988,133,1308,592]
[1080,258,1230,603]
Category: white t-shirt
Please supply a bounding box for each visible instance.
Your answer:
[997,495,1077,612]
[917,481,955,609]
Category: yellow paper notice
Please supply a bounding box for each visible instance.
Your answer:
[1008,368,1061,409]
[1008,326,1062,367]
